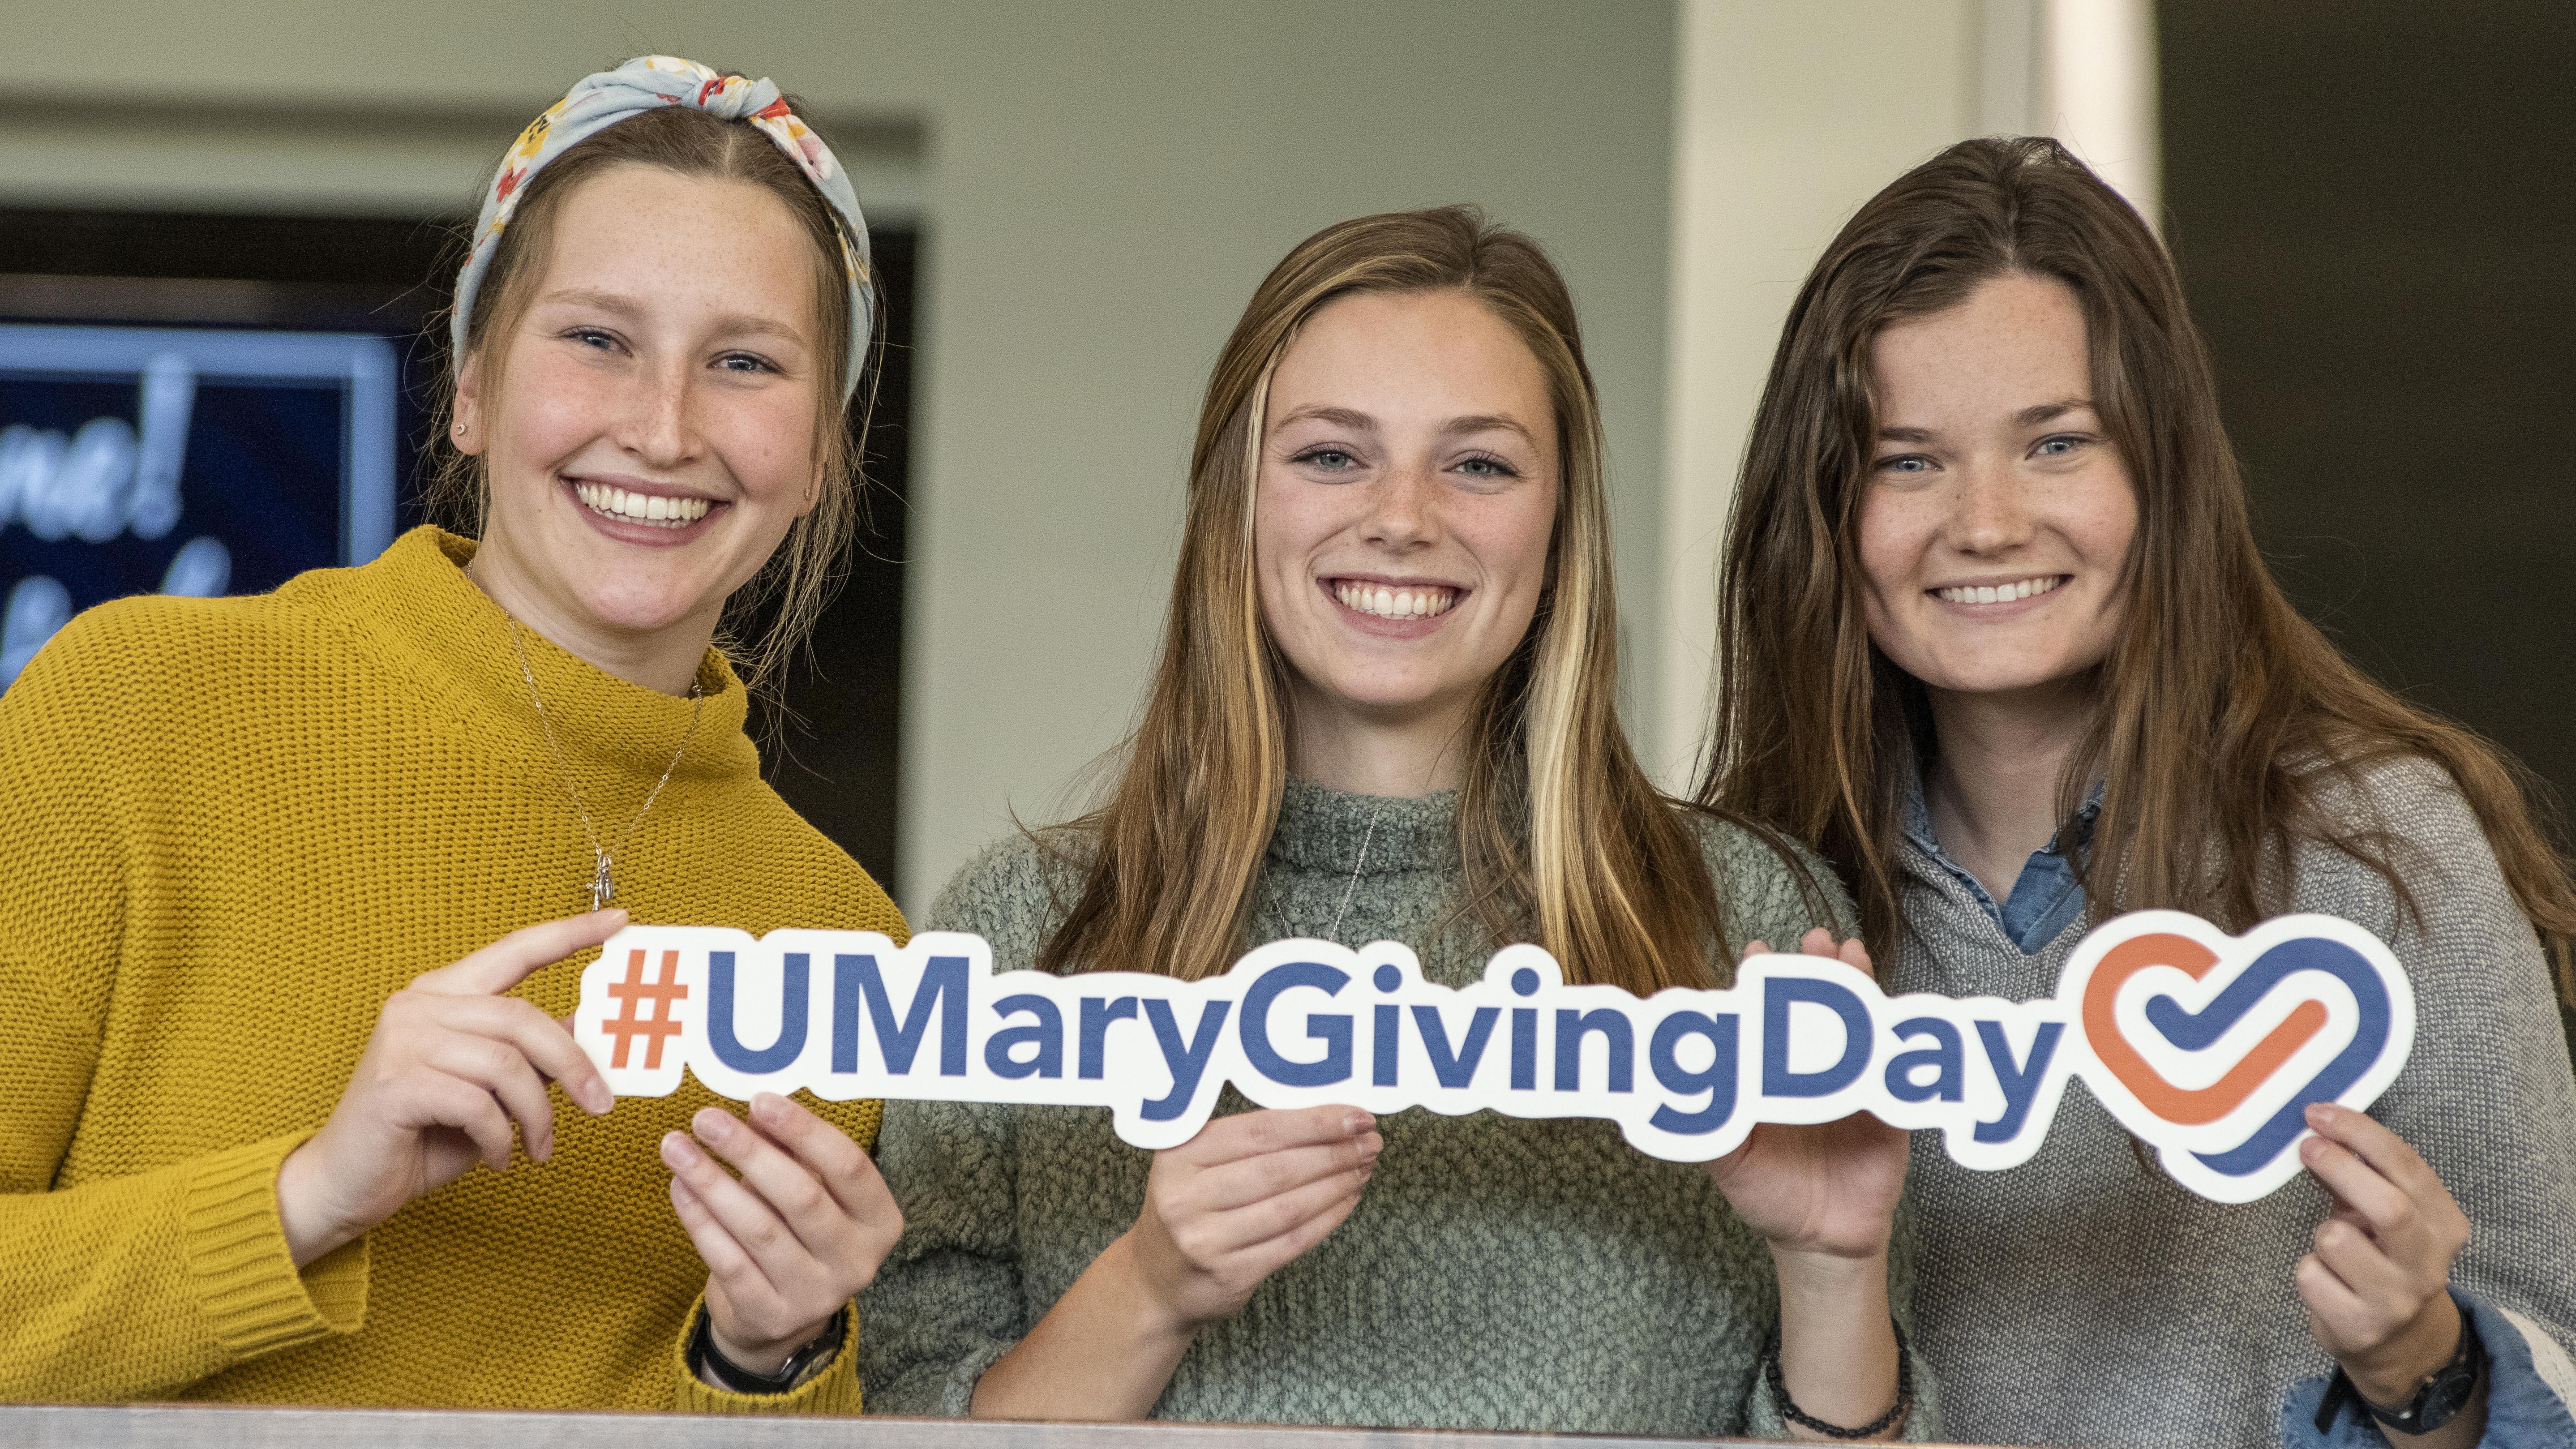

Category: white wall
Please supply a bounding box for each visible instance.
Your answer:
[7,0,1680,914]
[1654,0,1982,784]
[12,2,2143,912]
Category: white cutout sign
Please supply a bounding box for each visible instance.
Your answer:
[574,909,2413,1203]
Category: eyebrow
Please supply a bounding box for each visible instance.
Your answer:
[1272,405,1538,443]
[534,288,809,346]
[1876,397,2096,443]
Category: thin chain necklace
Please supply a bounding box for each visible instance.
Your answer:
[510,618,705,912]
[1325,798,1386,944]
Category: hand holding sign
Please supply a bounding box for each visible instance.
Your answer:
[2296,1102,2479,1426]
[973,1104,1383,1420]
[278,911,621,1267]
[662,1092,902,1378]
[1704,930,1910,1262]
[1125,1105,1382,1329]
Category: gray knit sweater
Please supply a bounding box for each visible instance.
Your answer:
[861,779,1942,1438]
[1890,760,2576,1448]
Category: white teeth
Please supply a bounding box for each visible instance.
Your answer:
[1937,575,2064,605]
[1333,580,1460,620]
[573,481,712,528]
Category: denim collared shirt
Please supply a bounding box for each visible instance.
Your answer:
[1901,773,2103,953]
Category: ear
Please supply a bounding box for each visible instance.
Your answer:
[451,353,488,455]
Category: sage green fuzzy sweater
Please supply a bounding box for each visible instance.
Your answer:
[861,780,1941,1439]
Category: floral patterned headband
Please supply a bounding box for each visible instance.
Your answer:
[453,55,873,399]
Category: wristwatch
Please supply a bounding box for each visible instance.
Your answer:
[2314,1308,2487,1436]
[688,1305,849,1396]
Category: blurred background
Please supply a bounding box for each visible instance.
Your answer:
[2,0,2567,918]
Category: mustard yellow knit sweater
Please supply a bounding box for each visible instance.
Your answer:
[0,527,900,1413]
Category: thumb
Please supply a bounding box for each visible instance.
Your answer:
[421,909,628,996]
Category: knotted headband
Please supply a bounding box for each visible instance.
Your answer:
[453,55,873,399]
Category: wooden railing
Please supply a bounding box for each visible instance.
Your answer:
[0,1406,2014,1448]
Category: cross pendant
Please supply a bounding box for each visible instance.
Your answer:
[589,857,615,912]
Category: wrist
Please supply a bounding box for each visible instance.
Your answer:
[274,1140,361,1269]
[1769,1244,1890,1304]
[1104,1230,1213,1343]
[706,1317,808,1378]
[2346,1294,2465,1408]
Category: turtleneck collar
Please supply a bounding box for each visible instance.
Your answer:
[1269,776,1462,875]
[337,526,757,783]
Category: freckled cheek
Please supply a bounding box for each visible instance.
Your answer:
[706,398,820,506]
[489,362,621,477]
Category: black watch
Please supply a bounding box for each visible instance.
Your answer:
[2314,1306,2486,1437]
[688,1305,848,1396]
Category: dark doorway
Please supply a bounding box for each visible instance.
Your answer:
[0,207,914,896]
[2159,1,2576,1052]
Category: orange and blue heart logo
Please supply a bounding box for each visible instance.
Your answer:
[2059,911,2416,1202]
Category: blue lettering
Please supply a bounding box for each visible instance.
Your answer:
[1372,1003,1400,1086]
[1973,1020,2064,1144]
[985,993,1064,1080]
[1240,962,1353,1087]
[1140,999,1232,1122]
[1078,995,1137,1080]
[1762,975,1872,1098]
[1884,1016,1965,1103]
[1648,1011,1740,1134]
[1554,1007,1635,1092]
[832,953,969,1077]
[1410,1004,1500,1089]
[708,950,809,1075]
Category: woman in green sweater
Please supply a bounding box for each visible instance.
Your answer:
[861,208,1937,1440]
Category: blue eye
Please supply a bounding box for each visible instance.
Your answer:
[1296,447,1358,471]
[567,327,618,350]
[2035,434,2086,457]
[1878,454,1933,474]
[716,353,776,375]
[1456,454,1518,479]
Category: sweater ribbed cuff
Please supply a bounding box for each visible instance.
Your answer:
[671,1294,863,1415]
[179,1132,369,1359]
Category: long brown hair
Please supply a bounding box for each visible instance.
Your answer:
[1040,206,1767,990]
[1699,136,2576,1006]
[430,97,881,695]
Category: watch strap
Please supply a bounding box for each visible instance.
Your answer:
[2314,1306,2487,1437]
[688,1303,849,1397]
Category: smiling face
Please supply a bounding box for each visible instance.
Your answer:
[453,162,824,674]
[1254,288,1560,762]
[1857,271,2139,703]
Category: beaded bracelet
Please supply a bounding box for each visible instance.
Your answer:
[1761,1320,1915,1440]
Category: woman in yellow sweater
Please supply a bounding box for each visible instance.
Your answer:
[0,57,903,1412]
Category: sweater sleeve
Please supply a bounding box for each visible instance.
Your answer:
[667,1295,866,1415]
[0,620,368,1400]
[2275,761,2576,1445]
[858,837,1063,1415]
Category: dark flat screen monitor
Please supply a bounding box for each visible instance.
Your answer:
[0,322,398,688]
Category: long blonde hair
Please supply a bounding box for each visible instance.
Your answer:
[1040,207,1792,991]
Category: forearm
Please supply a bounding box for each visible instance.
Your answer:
[1772,1247,1903,1442]
[970,1233,1196,1421]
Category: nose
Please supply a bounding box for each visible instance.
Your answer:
[1944,455,2035,556]
[612,354,705,470]
[1360,456,1438,551]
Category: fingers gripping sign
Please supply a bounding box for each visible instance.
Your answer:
[661,1092,904,1379]
[1703,930,1910,1260]
[2296,1102,2483,1435]
[276,910,626,1268]
[1127,1104,1383,1330]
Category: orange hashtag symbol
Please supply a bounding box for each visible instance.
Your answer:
[604,948,689,1070]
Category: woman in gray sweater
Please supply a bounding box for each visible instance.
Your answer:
[862,208,1937,1439]
[1701,137,2576,1448]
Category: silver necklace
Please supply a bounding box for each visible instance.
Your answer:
[510,619,705,911]
[1325,799,1385,943]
